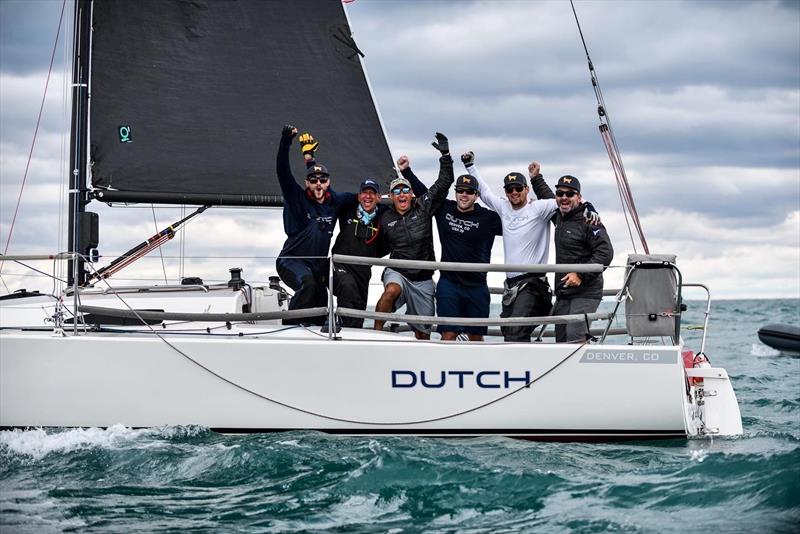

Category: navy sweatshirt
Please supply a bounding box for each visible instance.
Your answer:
[405,168,502,286]
[276,137,357,262]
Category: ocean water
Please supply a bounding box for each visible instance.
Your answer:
[1,299,798,533]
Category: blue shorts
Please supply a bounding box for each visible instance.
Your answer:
[436,277,490,335]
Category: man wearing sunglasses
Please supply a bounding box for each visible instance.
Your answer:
[462,152,587,342]
[373,133,454,339]
[403,163,502,341]
[330,179,390,328]
[275,125,357,325]
[551,175,614,342]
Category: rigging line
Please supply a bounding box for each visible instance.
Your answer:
[83,260,588,427]
[569,0,649,254]
[151,205,169,284]
[603,135,638,252]
[57,3,71,288]
[1,257,68,285]
[0,0,68,280]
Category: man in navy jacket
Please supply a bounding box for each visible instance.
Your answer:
[275,125,357,325]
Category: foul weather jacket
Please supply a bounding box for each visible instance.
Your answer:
[553,203,614,299]
[380,155,455,281]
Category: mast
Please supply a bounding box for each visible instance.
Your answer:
[67,0,92,286]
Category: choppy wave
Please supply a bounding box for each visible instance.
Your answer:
[2,427,799,533]
[2,299,799,532]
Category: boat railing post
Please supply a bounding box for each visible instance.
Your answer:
[600,267,634,343]
[682,283,711,355]
[328,255,335,340]
[673,265,684,343]
[72,251,79,335]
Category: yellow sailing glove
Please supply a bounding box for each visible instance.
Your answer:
[298,133,319,156]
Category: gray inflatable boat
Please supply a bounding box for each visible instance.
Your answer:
[757,324,800,353]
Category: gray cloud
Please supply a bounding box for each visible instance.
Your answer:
[1,0,798,298]
[0,0,71,75]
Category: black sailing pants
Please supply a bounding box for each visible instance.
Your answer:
[500,276,553,342]
[276,257,328,326]
[332,263,370,328]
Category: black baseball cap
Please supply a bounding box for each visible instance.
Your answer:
[556,175,581,192]
[455,174,478,191]
[306,164,329,178]
[503,172,527,188]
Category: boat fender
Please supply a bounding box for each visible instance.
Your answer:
[681,348,694,369]
[682,348,708,386]
[694,352,711,367]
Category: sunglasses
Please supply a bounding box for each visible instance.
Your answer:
[307,176,329,184]
[504,185,524,193]
[456,189,476,195]
[391,187,411,195]
[555,190,577,198]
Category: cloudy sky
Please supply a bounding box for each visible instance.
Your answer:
[1,0,798,300]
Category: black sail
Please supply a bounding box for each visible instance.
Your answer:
[89,0,395,206]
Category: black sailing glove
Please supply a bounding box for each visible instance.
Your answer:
[583,202,601,225]
[431,132,450,156]
[461,151,474,168]
[281,124,297,143]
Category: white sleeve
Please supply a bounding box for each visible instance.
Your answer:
[468,165,503,213]
[535,198,558,219]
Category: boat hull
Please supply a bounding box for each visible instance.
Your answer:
[1,328,692,439]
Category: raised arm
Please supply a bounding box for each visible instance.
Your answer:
[276,125,303,197]
[398,155,429,197]
[528,161,555,200]
[424,133,455,211]
[462,151,503,212]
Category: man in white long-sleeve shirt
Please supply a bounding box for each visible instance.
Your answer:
[460,152,557,342]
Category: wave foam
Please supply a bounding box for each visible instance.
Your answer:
[750,343,781,356]
[0,424,150,460]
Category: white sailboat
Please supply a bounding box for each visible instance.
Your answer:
[0,0,742,440]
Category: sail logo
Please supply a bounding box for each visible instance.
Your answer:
[118,125,132,143]
[392,370,531,389]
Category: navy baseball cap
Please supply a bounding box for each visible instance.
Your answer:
[359,179,380,193]
[556,175,581,192]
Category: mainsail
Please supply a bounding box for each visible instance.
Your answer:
[88,0,395,206]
